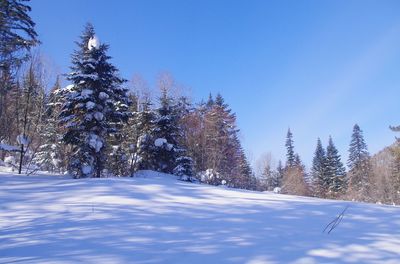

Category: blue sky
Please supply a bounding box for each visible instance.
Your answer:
[30,0,400,169]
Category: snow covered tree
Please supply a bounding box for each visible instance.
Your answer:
[203,93,239,186]
[134,96,157,172]
[33,77,64,172]
[276,160,284,188]
[173,96,194,179]
[59,23,129,178]
[261,162,276,191]
[152,77,181,173]
[285,128,295,168]
[347,124,371,200]
[325,136,347,197]
[173,154,194,181]
[311,138,328,197]
[233,142,256,190]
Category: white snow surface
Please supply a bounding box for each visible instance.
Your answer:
[81,165,92,175]
[88,35,100,50]
[86,101,96,110]
[154,138,167,147]
[88,134,103,152]
[1,168,400,263]
[99,92,109,100]
[0,143,19,152]
[81,89,93,98]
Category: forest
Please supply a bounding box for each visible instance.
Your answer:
[1,0,400,206]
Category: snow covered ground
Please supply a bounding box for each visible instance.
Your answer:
[1,168,400,264]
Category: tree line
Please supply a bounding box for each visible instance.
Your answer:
[0,1,255,189]
[258,125,400,205]
[1,0,400,204]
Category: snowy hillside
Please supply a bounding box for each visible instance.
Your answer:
[1,169,400,264]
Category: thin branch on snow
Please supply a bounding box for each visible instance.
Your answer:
[323,205,349,234]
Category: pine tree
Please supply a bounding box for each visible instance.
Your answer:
[0,0,39,122]
[173,154,194,181]
[134,96,157,171]
[153,86,180,173]
[347,124,371,200]
[276,160,284,188]
[108,93,138,176]
[325,136,347,197]
[59,23,129,178]
[237,143,254,189]
[311,138,328,197]
[33,78,63,172]
[390,124,400,202]
[205,93,240,186]
[285,128,295,168]
[173,96,194,179]
[261,162,275,191]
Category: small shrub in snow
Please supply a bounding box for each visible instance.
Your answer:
[273,187,281,194]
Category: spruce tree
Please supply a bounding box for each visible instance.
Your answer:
[390,124,400,202]
[325,136,347,197]
[311,138,328,197]
[153,87,180,173]
[33,78,63,172]
[0,0,39,106]
[59,23,129,178]
[173,96,194,179]
[276,160,284,188]
[348,124,371,199]
[285,128,295,168]
[134,96,157,171]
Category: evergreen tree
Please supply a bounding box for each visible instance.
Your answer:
[153,87,180,173]
[347,124,371,199]
[237,143,254,189]
[325,136,347,197]
[173,96,194,179]
[173,154,194,181]
[108,93,138,176]
[134,96,157,171]
[261,162,276,191]
[285,128,295,168]
[0,0,39,121]
[390,124,400,202]
[33,78,63,172]
[276,160,284,188]
[58,23,129,178]
[311,138,328,197]
[205,93,239,185]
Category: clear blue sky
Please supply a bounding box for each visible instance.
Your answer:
[30,0,400,169]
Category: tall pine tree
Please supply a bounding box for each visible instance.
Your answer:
[348,124,371,200]
[311,138,328,197]
[153,85,180,173]
[0,0,39,118]
[325,136,346,197]
[285,128,295,168]
[59,23,129,178]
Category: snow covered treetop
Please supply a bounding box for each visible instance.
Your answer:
[88,35,100,50]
